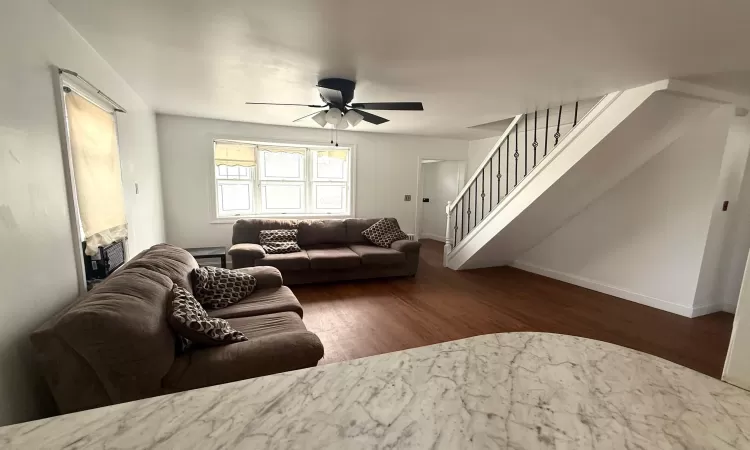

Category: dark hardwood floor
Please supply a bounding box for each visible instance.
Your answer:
[293,239,735,378]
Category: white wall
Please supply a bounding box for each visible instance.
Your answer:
[711,116,750,312]
[420,161,463,240]
[156,114,468,248]
[0,0,165,425]
[514,106,733,317]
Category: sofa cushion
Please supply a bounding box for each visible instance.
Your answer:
[256,251,310,271]
[362,218,409,248]
[162,312,324,391]
[191,266,257,309]
[349,244,407,266]
[227,311,309,338]
[167,285,248,346]
[259,229,301,254]
[298,219,348,246]
[307,247,361,270]
[232,218,298,244]
[208,286,303,319]
[345,218,380,244]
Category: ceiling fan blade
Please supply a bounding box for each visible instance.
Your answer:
[292,110,325,122]
[317,86,344,107]
[353,109,389,125]
[349,102,424,111]
[245,102,325,107]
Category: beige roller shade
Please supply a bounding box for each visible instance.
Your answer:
[65,91,128,255]
[316,149,348,160]
[257,145,307,155]
[214,141,257,167]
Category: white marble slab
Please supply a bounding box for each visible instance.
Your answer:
[2,332,750,449]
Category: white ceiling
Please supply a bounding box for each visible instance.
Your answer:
[50,0,750,139]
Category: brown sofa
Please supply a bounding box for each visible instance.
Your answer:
[229,218,421,284]
[30,244,324,415]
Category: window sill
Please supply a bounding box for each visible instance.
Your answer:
[211,214,353,224]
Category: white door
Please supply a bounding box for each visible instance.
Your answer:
[420,161,462,241]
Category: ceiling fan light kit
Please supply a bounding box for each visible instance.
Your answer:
[311,110,328,127]
[325,108,343,125]
[345,109,363,127]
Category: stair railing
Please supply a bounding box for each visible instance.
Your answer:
[444,101,583,256]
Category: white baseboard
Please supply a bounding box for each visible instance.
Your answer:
[512,261,723,318]
[420,233,445,242]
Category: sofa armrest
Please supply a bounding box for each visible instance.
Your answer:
[228,243,265,269]
[163,332,324,391]
[229,243,265,259]
[391,239,422,253]
[235,266,283,289]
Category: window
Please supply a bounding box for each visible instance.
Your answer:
[213,141,351,218]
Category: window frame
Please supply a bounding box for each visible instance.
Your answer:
[211,139,355,221]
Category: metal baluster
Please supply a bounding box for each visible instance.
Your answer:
[554,105,562,145]
[453,207,458,247]
[481,168,485,219]
[508,135,518,195]
[460,197,465,240]
[514,123,519,187]
[533,110,538,167]
[544,108,550,156]
[524,114,528,176]
[573,101,579,127]
[474,180,478,228]
[466,188,471,234]
[488,155,493,211]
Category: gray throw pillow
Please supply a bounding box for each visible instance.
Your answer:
[362,218,409,248]
[191,266,257,309]
[259,229,302,254]
[167,285,247,347]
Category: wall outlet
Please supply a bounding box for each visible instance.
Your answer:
[404,195,412,201]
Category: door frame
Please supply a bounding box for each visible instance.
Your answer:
[414,157,467,242]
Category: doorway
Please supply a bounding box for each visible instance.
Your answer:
[416,159,465,242]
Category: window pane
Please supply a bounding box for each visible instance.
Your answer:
[314,184,346,210]
[220,183,251,211]
[262,151,303,179]
[262,184,303,211]
[227,166,239,177]
[218,165,228,176]
[316,153,347,179]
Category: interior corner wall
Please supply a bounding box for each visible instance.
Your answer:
[513,106,732,317]
[712,115,750,313]
[155,114,468,248]
[467,136,499,180]
[0,0,165,426]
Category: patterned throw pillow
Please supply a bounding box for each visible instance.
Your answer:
[167,285,247,347]
[259,229,302,254]
[362,218,409,248]
[191,266,257,309]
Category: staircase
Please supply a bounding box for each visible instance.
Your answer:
[445,80,728,270]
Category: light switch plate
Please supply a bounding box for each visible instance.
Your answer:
[404,195,412,201]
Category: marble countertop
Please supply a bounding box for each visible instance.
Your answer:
[2,332,750,449]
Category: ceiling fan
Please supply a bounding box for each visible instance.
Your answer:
[245,78,424,129]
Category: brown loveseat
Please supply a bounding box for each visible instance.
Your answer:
[30,244,324,415]
[229,218,421,285]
